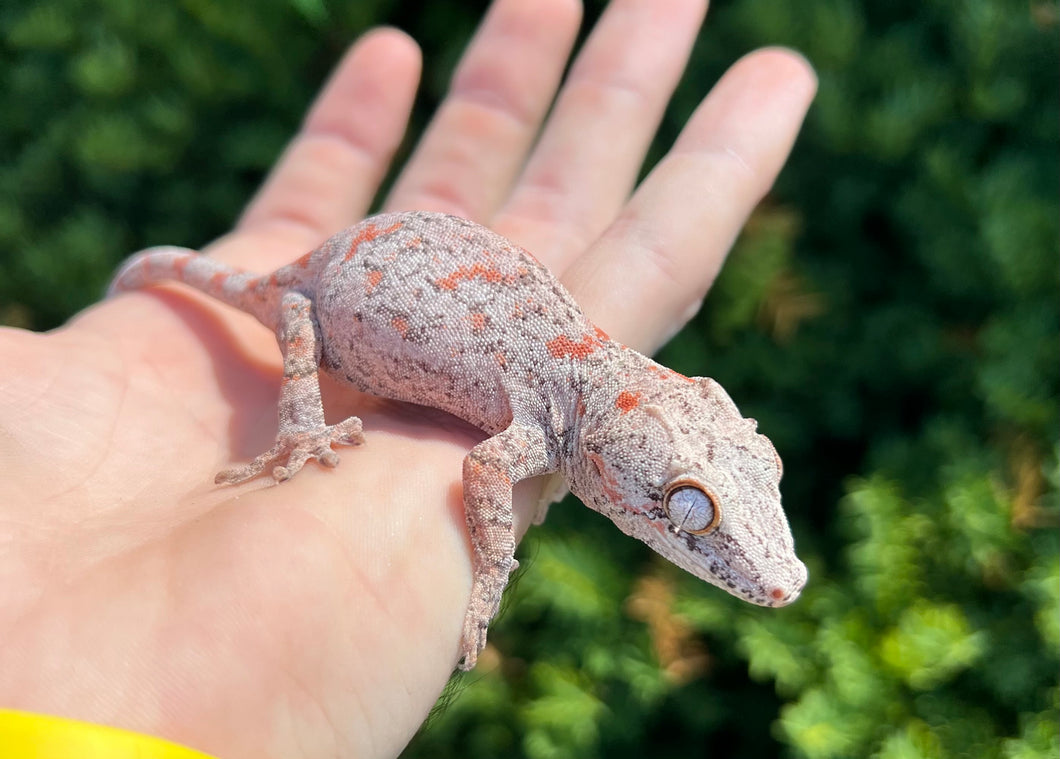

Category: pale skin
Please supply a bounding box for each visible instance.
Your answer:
[0,0,816,756]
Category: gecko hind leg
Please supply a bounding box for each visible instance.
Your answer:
[216,290,365,485]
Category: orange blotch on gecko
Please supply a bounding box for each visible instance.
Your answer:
[467,458,512,487]
[615,390,642,413]
[648,364,694,383]
[344,221,403,261]
[468,312,488,332]
[587,452,628,509]
[435,262,509,291]
[546,334,599,360]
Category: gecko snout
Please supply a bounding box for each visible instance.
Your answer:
[765,559,808,607]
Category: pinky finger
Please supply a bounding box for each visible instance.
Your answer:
[561,48,817,354]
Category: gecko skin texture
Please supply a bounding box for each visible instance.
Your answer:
[111,210,807,670]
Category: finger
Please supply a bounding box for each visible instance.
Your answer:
[562,48,818,353]
[494,0,708,267]
[217,29,421,269]
[384,0,582,220]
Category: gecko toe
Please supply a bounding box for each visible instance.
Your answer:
[272,466,292,482]
[216,459,268,485]
[331,417,365,446]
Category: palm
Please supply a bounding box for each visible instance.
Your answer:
[0,1,815,757]
[1,238,498,754]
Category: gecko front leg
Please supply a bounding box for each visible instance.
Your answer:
[216,290,364,485]
[459,422,554,670]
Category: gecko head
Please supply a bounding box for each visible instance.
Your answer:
[580,376,806,607]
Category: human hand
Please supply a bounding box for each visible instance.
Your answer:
[0,0,815,756]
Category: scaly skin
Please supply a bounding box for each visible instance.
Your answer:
[111,210,807,669]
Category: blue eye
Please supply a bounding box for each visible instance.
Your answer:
[663,481,721,535]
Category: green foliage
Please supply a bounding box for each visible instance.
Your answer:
[3,0,1056,758]
[0,0,401,327]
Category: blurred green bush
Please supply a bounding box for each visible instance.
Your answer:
[2,0,1056,757]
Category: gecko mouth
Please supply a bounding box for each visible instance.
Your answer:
[675,527,808,608]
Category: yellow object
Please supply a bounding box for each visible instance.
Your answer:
[0,709,218,758]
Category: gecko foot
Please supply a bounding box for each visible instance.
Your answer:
[457,559,518,670]
[215,416,365,485]
[458,614,488,671]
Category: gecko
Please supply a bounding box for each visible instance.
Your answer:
[110,210,807,670]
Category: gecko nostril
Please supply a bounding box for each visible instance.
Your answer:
[770,587,786,602]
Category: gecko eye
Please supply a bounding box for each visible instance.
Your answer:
[663,480,721,535]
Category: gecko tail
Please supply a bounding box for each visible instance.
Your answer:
[108,246,281,330]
